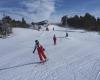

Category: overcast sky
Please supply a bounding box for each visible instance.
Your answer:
[0,0,100,23]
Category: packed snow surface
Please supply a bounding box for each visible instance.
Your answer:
[0,25,100,80]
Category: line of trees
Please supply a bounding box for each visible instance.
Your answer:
[61,13,100,31]
[1,16,29,28]
[0,16,29,38]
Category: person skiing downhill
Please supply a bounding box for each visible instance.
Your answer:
[53,27,54,31]
[65,32,68,37]
[53,34,57,45]
[33,40,47,63]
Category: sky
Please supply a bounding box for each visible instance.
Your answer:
[0,0,100,23]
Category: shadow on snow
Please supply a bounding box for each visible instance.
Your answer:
[0,62,41,71]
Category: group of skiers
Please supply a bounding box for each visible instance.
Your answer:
[33,27,68,63]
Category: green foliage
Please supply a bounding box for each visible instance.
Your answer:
[1,16,29,28]
[61,13,100,31]
[61,16,68,26]
[0,16,30,38]
[2,16,12,24]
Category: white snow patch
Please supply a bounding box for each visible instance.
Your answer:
[0,25,100,80]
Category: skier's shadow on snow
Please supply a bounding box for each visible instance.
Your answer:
[0,62,40,71]
[55,30,86,33]
[57,37,68,39]
[57,37,66,38]
[55,30,66,32]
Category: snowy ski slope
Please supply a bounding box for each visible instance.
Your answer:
[0,25,100,80]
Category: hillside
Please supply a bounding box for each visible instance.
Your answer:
[0,25,100,80]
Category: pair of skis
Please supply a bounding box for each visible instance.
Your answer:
[35,59,48,64]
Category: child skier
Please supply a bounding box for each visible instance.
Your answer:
[53,34,57,45]
[33,40,47,63]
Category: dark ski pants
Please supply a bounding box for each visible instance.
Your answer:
[54,40,56,45]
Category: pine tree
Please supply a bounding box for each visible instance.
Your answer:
[61,16,68,26]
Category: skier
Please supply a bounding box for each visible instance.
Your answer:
[46,27,49,31]
[65,32,68,37]
[53,34,57,45]
[33,40,47,63]
[53,27,54,31]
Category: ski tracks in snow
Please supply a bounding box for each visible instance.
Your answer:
[1,26,100,80]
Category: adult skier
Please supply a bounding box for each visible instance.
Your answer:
[53,34,57,45]
[53,27,54,31]
[65,32,68,37]
[33,40,47,63]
